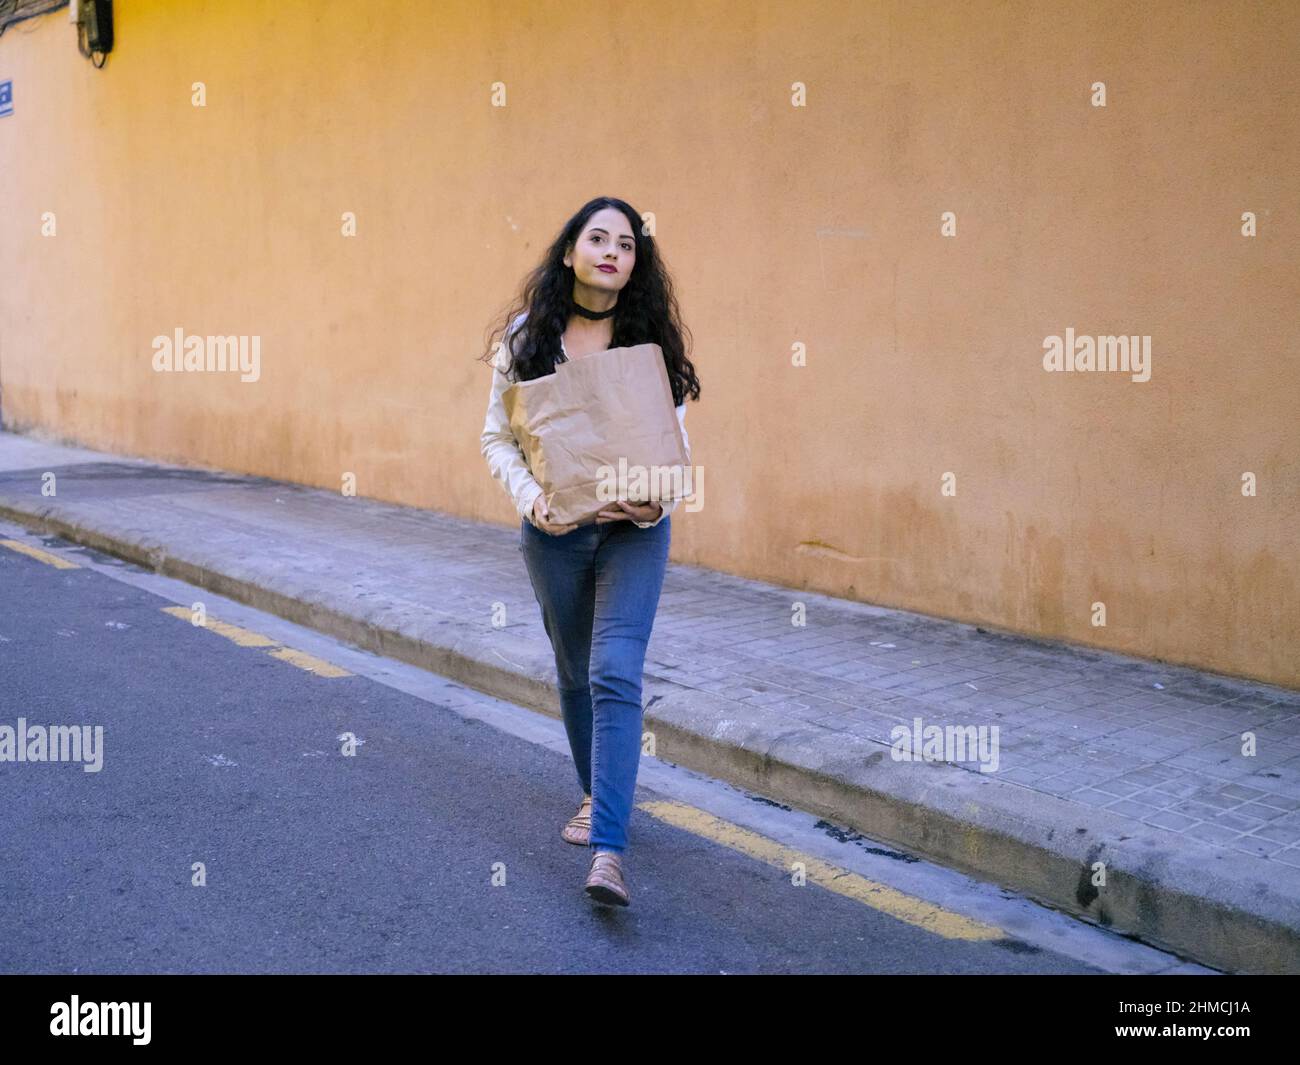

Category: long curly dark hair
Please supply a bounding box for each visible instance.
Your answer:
[480,196,701,408]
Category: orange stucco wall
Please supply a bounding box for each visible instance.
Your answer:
[1,1,1296,687]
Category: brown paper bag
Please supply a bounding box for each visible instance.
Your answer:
[502,343,690,526]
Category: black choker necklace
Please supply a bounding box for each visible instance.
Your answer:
[572,299,617,321]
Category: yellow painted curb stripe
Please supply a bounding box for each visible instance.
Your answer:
[160,606,351,677]
[267,647,352,678]
[0,539,81,569]
[161,606,277,647]
[639,800,1005,942]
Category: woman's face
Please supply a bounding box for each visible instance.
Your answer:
[566,207,636,294]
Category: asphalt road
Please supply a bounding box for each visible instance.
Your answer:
[0,520,1213,974]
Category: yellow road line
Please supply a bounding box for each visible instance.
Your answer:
[639,800,1005,942]
[160,606,351,677]
[161,606,277,647]
[0,539,81,570]
[267,647,352,678]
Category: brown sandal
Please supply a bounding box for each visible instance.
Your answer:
[584,850,630,906]
[561,794,592,846]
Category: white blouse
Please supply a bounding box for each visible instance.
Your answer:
[480,311,690,529]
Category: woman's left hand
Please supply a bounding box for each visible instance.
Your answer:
[596,500,662,524]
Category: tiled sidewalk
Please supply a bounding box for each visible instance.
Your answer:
[642,565,1300,866]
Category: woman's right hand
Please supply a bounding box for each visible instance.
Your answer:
[531,494,578,536]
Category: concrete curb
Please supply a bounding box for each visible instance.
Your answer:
[2,494,1297,974]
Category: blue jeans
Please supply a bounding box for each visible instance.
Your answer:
[519,514,671,854]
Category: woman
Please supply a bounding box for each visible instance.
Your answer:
[479,196,700,907]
